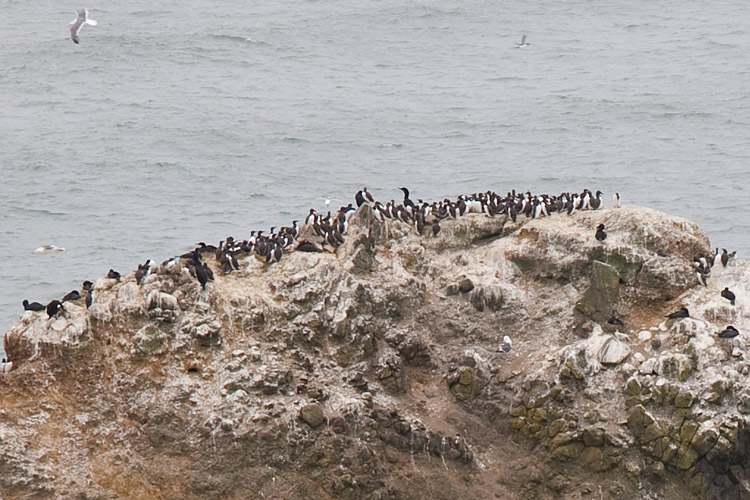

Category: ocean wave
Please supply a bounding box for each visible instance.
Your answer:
[281,137,311,144]
[7,206,68,217]
[210,34,271,46]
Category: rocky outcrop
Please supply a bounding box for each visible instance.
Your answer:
[4,203,747,500]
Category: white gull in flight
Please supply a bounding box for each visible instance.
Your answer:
[69,8,97,44]
[34,245,65,254]
[515,34,530,48]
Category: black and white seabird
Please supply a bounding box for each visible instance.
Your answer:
[305,209,316,226]
[69,8,98,44]
[355,190,366,207]
[711,248,721,268]
[595,224,607,241]
[590,191,603,210]
[695,256,710,271]
[515,34,530,48]
[162,256,179,269]
[666,307,689,320]
[46,300,64,318]
[399,187,416,209]
[23,299,45,312]
[721,287,736,306]
[718,325,740,338]
[415,215,424,235]
[135,260,152,285]
[497,335,512,353]
[696,270,707,287]
[107,269,121,281]
[721,248,729,267]
[355,188,373,207]
[613,192,621,209]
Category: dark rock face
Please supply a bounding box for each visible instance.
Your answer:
[3,204,739,500]
[575,260,620,323]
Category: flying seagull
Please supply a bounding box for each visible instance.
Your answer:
[515,34,530,48]
[69,8,97,44]
[34,245,65,254]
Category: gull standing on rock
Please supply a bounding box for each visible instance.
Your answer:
[69,8,97,44]
[497,335,512,353]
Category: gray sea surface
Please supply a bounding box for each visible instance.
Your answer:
[2,0,750,342]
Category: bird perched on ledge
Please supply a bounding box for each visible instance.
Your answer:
[0,358,12,374]
[607,316,624,328]
[23,299,45,312]
[595,224,607,241]
[62,290,81,302]
[46,300,64,318]
[497,335,512,353]
[666,307,689,320]
[613,192,621,208]
[718,325,739,338]
[135,260,152,285]
[721,287,736,306]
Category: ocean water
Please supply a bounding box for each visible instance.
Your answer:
[2,0,750,340]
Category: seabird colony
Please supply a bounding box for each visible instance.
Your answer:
[668,238,739,340]
[21,187,607,312]
[16,187,740,350]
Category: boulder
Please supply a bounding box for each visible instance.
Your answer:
[300,404,325,428]
[598,337,631,365]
